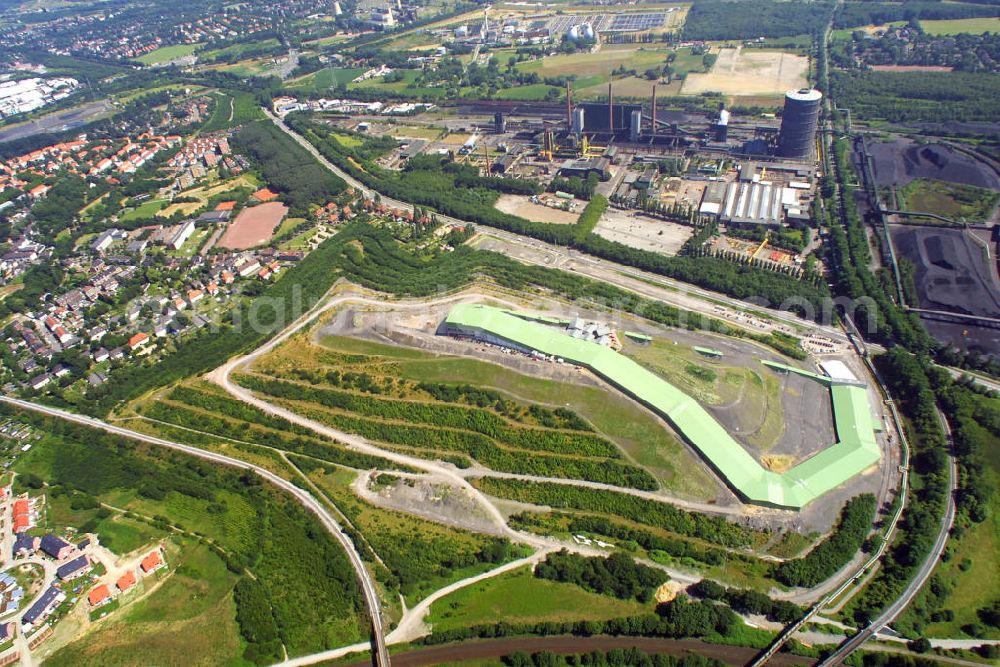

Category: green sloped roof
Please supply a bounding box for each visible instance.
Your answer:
[446,304,881,509]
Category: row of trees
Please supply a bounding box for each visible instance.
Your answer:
[534,550,669,602]
[422,597,739,646]
[822,137,932,351]
[474,478,758,549]
[277,399,659,490]
[773,494,877,587]
[236,374,622,459]
[847,349,951,625]
[502,649,727,667]
[683,0,832,40]
[146,386,407,472]
[687,579,804,624]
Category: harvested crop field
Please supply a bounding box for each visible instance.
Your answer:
[494,195,579,224]
[218,202,288,250]
[681,47,808,96]
[868,139,1000,189]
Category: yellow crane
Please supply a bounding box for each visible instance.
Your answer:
[581,135,607,158]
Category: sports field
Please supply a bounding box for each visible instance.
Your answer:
[136,43,200,65]
[681,47,808,97]
[218,201,288,250]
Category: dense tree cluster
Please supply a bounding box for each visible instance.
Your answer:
[502,650,727,667]
[422,596,739,646]
[848,350,950,626]
[687,579,804,623]
[534,550,669,602]
[474,478,757,549]
[834,2,1000,29]
[234,577,283,664]
[773,494,877,587]
[683,0,833,40]
[830,71,1000,123]
[833,26,1000,74]
[232,121,346,214]
[2,405,366,661]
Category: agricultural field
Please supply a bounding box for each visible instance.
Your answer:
[920,17,1000,35]
[515,45,672,96]
[426,565,650,633]
[681,47,808,98]
[135,43,200,66]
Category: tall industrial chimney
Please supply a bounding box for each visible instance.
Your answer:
[608,82,613,133]
[651,84,657,137]
[566,81,573,129]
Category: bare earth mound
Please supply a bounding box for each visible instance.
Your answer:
[218,201,288,250]
[681,47,808,97]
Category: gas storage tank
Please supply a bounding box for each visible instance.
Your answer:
[777,88,822,160]
[567,24,595,41]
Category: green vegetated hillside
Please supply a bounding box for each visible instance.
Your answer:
[4,405,367,666]
[125,379,525,617]
[844,351,1000,641]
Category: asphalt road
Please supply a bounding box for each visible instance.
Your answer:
[0,396,392,667]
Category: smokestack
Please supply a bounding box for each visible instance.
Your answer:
[608,82,613,133]
[651,84,657,137]
[566,81,572,129]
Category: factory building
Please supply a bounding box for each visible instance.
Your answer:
[579,102,643,136]
[558,157,611,180]
[698,173,809,227]
[777,89,822,160]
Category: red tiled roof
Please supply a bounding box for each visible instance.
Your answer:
[116,571,136,592]
[252,188,279,202]
[128,332,149,349]
[88,584,111,606]
[215,201,236,211]
[140,550,162,573]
